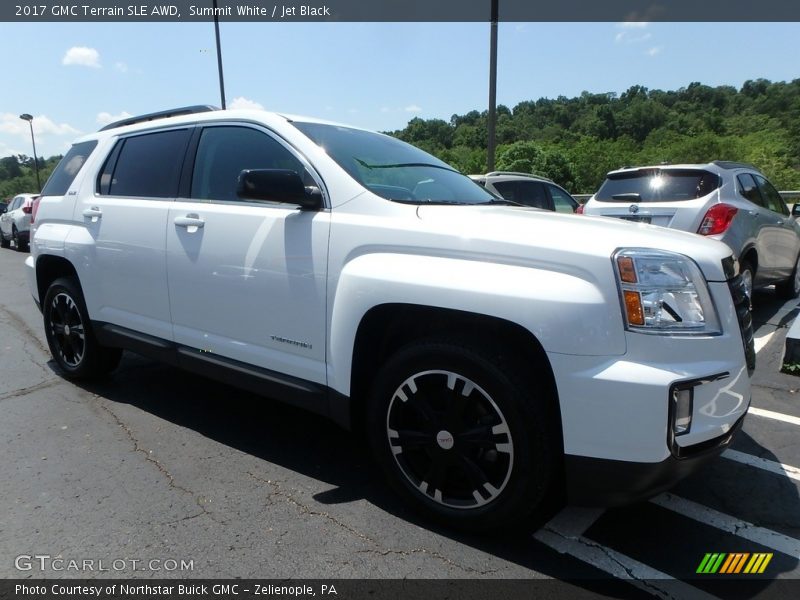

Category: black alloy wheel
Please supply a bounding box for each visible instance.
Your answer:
[43,277,122,378]
[367,338,558,532]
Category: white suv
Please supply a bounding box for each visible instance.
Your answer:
[1,192,37,251]
[27,107,753,531]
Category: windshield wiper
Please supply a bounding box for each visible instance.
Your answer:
[354,158,455,171]
[478,198,527,207]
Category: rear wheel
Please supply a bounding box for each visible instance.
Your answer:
[12,227,27,252]
[366,338,559,532]
[776,253,800,300]
[43,277,122,379]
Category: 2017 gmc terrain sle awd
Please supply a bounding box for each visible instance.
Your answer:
[27,106,754,531]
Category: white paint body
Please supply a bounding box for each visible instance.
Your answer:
[27,109,750,470]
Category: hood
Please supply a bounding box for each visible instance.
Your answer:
[415,205,734,282]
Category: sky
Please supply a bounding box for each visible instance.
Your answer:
[2,21,799,159]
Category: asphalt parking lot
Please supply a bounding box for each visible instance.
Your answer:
[1,246,798,596]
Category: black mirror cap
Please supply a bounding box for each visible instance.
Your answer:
[792,203,800,217]
[237,169,323,210]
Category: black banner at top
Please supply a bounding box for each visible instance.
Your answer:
[3,0,800,22]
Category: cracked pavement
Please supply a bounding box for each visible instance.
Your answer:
[0,249,570,581]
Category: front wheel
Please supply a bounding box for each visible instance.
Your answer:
[776,253,800,300]
[739,259,755,308]
[43,277,122,379]
[366,338,559,532]
[0,229,9,249]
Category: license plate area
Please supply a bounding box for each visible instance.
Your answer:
[618,215,652,224]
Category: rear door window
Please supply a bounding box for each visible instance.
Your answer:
[493,180,550,210]
[40,140,98,197]
[754,174,788,216]
[100,129,191,198]
[737,173,763,206]
[595,169,720,202]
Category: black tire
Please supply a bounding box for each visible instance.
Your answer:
[366,338,559,533]
[739,259,755,308]
[43,277,122,379]
[776,253,800,300]
[12,227,27,252]
[0,229,9,249]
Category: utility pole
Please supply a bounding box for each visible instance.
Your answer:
[487,0,498,171]
[213,0,227,109]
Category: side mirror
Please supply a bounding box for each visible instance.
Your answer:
[237,169,323,210]
[792,203,800,218]
[0,208,6,214]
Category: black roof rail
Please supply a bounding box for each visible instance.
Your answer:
[99,105,219,132]
[711,160,760,172]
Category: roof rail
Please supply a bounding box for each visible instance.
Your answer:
[485,171,552,181]
[99,105,219,131]
[711,160,760,172]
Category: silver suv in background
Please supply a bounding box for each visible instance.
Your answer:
[470,172,579,213]
[582,161,800,301]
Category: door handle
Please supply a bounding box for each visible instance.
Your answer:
[777,220,785,226]
[748,210,758,216]
[82,207,102,222]
[174,214,205,231]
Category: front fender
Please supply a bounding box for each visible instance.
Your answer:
[327,252,626,395]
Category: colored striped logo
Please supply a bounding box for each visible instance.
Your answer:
[696,553,773,574]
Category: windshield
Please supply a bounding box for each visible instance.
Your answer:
[293,122,496,204]
[595,169,720,202]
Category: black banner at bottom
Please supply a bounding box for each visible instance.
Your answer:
[1,579,797,600]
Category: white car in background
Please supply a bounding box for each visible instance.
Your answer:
[0,192,37,251]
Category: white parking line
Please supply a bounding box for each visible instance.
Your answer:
[534,508,718,599]
[754,330,776,354]
[723,449,800,483]
[748,406,800,427]
[651,493,800,560]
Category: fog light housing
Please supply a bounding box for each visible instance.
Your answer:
[670,385,694,436]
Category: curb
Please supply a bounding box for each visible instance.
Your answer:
[784,315,800,363]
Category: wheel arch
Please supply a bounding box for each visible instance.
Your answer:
[348,303,563,449]
[36,254,80,307]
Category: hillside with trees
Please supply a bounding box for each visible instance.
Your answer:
[390,79,800,193]
[0,155,60,201]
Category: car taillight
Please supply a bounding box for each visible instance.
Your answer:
[30,196,41,223]
[697,203,738,236]
[576,204,585,214]
[22,205,32,214]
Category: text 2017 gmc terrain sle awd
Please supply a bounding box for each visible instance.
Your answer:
[26,106,755,531]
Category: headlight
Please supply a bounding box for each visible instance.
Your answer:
[613,249,720,335]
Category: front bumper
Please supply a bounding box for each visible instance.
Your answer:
[549,279,751,504]
[566,412,746,505]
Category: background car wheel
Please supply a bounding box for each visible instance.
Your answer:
[0,230,9,249]
[366,337,559,533]
[43,277,122,379]
[739,259,754,307]
[12,227,27,252]
[776,253,800,300]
